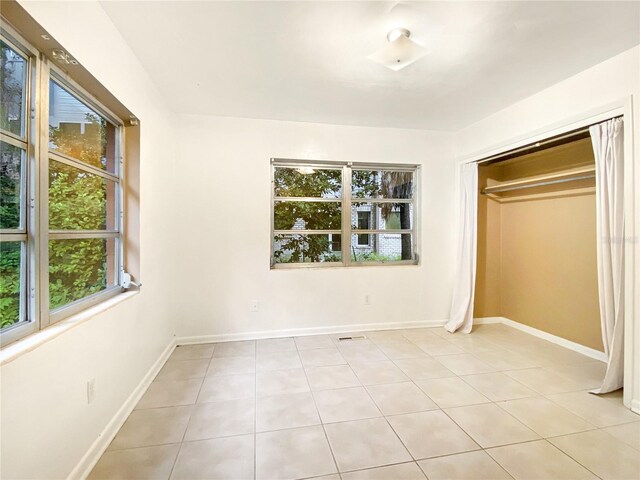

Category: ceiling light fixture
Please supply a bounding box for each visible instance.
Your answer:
[367,28,427,71]
[296,166,316,175]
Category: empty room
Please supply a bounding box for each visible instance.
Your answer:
[1,1,640,479]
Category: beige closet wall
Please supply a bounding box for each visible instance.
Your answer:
[475,139,604,351]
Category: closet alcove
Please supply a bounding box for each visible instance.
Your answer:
[474,136,603,352]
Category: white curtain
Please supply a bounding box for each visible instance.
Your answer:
[590,118,625,394]
[445,162,478,334]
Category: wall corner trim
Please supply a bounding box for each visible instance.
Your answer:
[67,339,177,480]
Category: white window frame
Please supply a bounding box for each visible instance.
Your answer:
[0,22,125,346]
[270,159,419,268]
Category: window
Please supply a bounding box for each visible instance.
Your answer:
[1,23,125,345]
[271,160,418,267]
[356,211,371,246]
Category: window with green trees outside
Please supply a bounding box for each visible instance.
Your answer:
[1,26,124,345]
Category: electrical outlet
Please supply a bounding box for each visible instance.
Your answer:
[250,300,259,312]
[87,378,96,404]
[364,294,371,306]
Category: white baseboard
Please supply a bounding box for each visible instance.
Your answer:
[473,317,504,325]
[631,398,640,415]
[498,317,607,363]
[68,339,177,480]
[177,319,448,345]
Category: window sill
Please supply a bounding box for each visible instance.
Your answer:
[0,290,139,366]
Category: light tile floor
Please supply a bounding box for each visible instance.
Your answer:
[89,324,640,480]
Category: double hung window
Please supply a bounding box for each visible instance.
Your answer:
[271,160,418,267]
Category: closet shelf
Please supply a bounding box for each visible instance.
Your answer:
[481,165,595,195]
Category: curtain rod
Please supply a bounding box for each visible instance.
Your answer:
[477,115,622,166]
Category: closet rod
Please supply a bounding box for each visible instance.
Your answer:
[482,173,595,194]
[477,115,622,166]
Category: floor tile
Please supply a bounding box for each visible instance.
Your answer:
[367,330,410,344]
[207,356,255,376]
[377,342,427,359]
[388,410,479,460]
[435,354,497,375]
[341,462,426,480]
[184,398,254,441]
[550,429,640,479]
[487,440,597,479]
[545,362,606,390]
[88,444,180,480]
[256,426,337,479]
[294,335,335,350]
[472,349,539,371]
[393,358,455,380]
[197,374,255,403]
[366,382,438,415]
[108,406,192,450]
[418,450,512,480]
[136,379,203,410]
[546,390,640,427]
[460,372,538,401]
[256,350,302,372]
[257,337,296,353]
[444,403,539,448]
[213,340,256,358]
[171,434,254,480]
[256,368,310,396]
[602,421,640,450]
[313,386,381,423]
[505,368,585,395]
[300,348,346,368]
[415,377,490,408]
[155,359,210,381]
[170,344,215,361]
[445,336,502,354]
[401,328,441,343]
[256,391,320,432]
[414,338,465,356]
[496,396,594,438]
[339,344,388,364]
[325,417,412,472]
[350,361,409,385]
[306,364,361,391]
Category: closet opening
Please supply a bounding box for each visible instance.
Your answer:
[474,134,604,352]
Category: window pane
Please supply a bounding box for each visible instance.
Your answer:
[0,141,24,229]
[352,169,414,199]
[351,203,413,231]
[273,234,342,264]
[0,241,24,329]
[49,80,117,173]
[274,167,342,198]
[351,233,414,262]
[274,201,341,230]
[49,160,117,230]
[49,237,117,310]
[0,41,27,137]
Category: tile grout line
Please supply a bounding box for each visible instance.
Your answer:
[297,339,342,479]
[165,345,215,480]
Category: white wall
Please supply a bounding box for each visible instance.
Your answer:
[1,2,178,479]
[454,45,640,411]
[174,115,456,338]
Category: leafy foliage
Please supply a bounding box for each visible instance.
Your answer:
[273,167,414,263]
[0,110,111,328]
[48,113,110,310]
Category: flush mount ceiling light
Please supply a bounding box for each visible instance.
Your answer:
[296,166,316,175]
[367,27,427,71]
